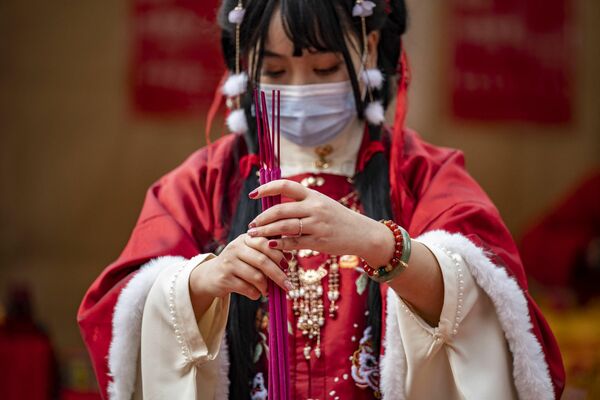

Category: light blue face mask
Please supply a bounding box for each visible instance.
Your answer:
[260,80,357,147]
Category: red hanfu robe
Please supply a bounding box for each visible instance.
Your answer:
[78,125,565,399]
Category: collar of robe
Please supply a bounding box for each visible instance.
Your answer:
[239,119,386,180]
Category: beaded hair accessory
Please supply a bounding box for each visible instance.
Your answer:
[353,0,385,126]
[223,1,249,134]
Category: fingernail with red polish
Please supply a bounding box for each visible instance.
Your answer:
[268,240,278,248]
[248,221,256,228]
[249,189,258,199]
[284,251,292,261]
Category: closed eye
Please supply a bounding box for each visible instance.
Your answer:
[314,63,342,76]
[262,70,285,78]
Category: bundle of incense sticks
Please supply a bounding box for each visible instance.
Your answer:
[254,88,290,400]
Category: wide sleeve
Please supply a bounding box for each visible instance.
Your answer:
[381,137,565,400]
[135,253,230,399]
[78,134,241,399]
[384,240,517,399]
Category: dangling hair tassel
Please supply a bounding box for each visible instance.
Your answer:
[354,0,384,126]
[365,100,385,125]
[224,0,248,133]
[226,108,248,133]
[222,72,248,97]
[361,68,384,90]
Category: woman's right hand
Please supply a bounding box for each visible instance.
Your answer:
[189,234,292,308]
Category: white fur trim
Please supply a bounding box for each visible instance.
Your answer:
[107,256,185,400]
[222,72,248,97]
[226,108,248,133]
[380,289,408,400]
[365,100,385,125]
[361,68,384,90]
[380,230,554,400]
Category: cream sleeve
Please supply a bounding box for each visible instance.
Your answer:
[391,242,518,399]
[136,253,231,399]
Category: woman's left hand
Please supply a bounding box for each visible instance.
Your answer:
[246,179,393,265]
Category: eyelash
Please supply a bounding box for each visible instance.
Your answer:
[315,64,341,75]
[262,63,342,78]
[262,70,285,78]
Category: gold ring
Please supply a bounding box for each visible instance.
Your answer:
[296,218,303,237]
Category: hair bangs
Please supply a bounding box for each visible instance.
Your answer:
[279,0,357,56]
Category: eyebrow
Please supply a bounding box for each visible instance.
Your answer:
[263,49,285,58]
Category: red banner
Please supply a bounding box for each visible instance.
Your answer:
[450,0,574,123]
[130,0,224,116]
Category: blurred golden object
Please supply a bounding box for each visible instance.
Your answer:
[541,299,600,399]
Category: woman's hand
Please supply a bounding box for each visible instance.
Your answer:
[246,179,395,266]
[245,179,445,325]
[188,234,293,319]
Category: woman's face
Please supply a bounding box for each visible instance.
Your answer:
[256,8,379,86]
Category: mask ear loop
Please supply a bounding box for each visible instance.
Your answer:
[223,1,249,133]
[353,0,385,125]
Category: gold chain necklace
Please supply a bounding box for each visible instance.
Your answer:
[287,252,339,360]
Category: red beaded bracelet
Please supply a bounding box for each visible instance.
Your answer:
[362,219,411,282]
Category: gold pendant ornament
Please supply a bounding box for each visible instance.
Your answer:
[287,252,340,360]
[314,144,333,170]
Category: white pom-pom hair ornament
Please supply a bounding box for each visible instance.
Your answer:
[360,68,384,90]
[228,6,245,24]
[364,100,385,125]
[226,108,248,133]
[352,0,376,17]
[222,72,248,97]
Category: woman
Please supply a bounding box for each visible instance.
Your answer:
[78,0,565,399]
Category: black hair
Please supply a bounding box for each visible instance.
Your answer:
[217,1,407,398]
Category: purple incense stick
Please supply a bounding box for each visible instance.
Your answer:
[254,88,289,400]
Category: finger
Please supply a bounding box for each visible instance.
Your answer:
[249,202,309,228]
[243,235,287,266]
[238,243,291,291]
[266,236,311,252]
[249,179,308,201]
[229,275,262,301]
[248,218,314,238]
[231,260,268,296]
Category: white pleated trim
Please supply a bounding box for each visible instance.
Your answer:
[107,256,185,400]
[380,230,555,400]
